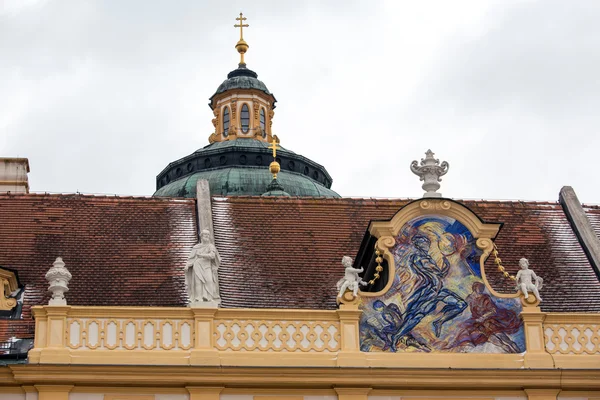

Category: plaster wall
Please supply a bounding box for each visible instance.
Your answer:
[70,394,102,400]
[0,158,29,193]
[156,395,188,400]
[305,396,337,400]
[222,396,335,400]
[69,394,189,400]
[221,395,253,400]
[2,394,26,400]
[369,397,528,400]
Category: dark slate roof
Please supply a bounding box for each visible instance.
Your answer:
[209,66,274,105]
[212,197,600,312]
[0,193,197,346]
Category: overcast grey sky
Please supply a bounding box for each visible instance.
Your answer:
[1,0,599,203]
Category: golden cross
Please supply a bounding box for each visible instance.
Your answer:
[268,138,280,159]
[234,12,248,40]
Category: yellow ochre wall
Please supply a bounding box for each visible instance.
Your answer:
[2,388,599,400]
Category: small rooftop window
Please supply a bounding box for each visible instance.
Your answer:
[260,108,266,131]
[241,104,250,133]
[222,106,230,136]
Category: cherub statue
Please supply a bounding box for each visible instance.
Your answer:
[336,256,367,299]
[515,258,544,302]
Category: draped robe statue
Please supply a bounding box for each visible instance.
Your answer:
[185,230,221,306]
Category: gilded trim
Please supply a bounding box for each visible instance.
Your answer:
[362,199,502,297]
[0,267,19,310]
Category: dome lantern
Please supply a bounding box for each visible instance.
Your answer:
[154,14,338,198]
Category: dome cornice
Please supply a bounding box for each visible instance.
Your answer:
[155,140,335,196]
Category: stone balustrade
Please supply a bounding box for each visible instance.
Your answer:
[27,304,600,369]
[28,306,349,366]
[543,313,600,357]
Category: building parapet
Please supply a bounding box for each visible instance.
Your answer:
[28,304,600,369]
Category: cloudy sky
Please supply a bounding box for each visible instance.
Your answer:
[1,0,599,203]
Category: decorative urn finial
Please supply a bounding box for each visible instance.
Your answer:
[45,257,72,306]
[410,149,449,198]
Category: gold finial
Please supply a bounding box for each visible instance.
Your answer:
[268,137,281,179]
[234,12,249,65]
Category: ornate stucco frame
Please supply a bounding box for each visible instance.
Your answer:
[360,198,519,301]
[0,267,19,310]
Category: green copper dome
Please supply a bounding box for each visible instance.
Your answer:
[154,167,337,197]
[155,58,336,198]
[209,66,275,107]
[154,140,339,198]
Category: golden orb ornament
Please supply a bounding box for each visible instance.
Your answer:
[270,161,280,178]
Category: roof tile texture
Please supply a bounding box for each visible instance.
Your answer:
[213,197,600,312]
[0,193,197,343]
[2,194,599,347]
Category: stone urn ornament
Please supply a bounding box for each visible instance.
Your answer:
[410,150,449,198]
[45,257,72,306]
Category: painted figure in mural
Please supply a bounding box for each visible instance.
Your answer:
[375,299,433,352]
[391,235,467,348]
[336,256,367,299]
[185,229,221,304]
[447,282,522,353]
[372,300,403,350]
[516,258,543,302]
[359,215,526,353]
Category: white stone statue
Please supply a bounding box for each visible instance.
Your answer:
[45,257,72,306]
[410,149,449,198]
[185,230,221,306]
[336,256,367,299]
[516,258,544,302]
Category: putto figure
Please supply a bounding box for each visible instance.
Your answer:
[185,229,221,306]
[516,258,544,302]
[336,256,367,299]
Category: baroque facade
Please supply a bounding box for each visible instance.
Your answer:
[1,13,600,400]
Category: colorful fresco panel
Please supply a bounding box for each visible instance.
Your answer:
[359,215,525,353]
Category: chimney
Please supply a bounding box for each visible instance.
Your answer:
[0,158,30,193]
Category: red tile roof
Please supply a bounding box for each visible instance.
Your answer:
[1,194,599,349]
[0,193,197,345]
[213,197,600,312]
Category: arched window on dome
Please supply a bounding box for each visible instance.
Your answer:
[222,106,230,136]
[240,104,250,133]
[260,108,266,131]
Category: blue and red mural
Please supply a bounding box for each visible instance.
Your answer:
[359,215,525,353]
